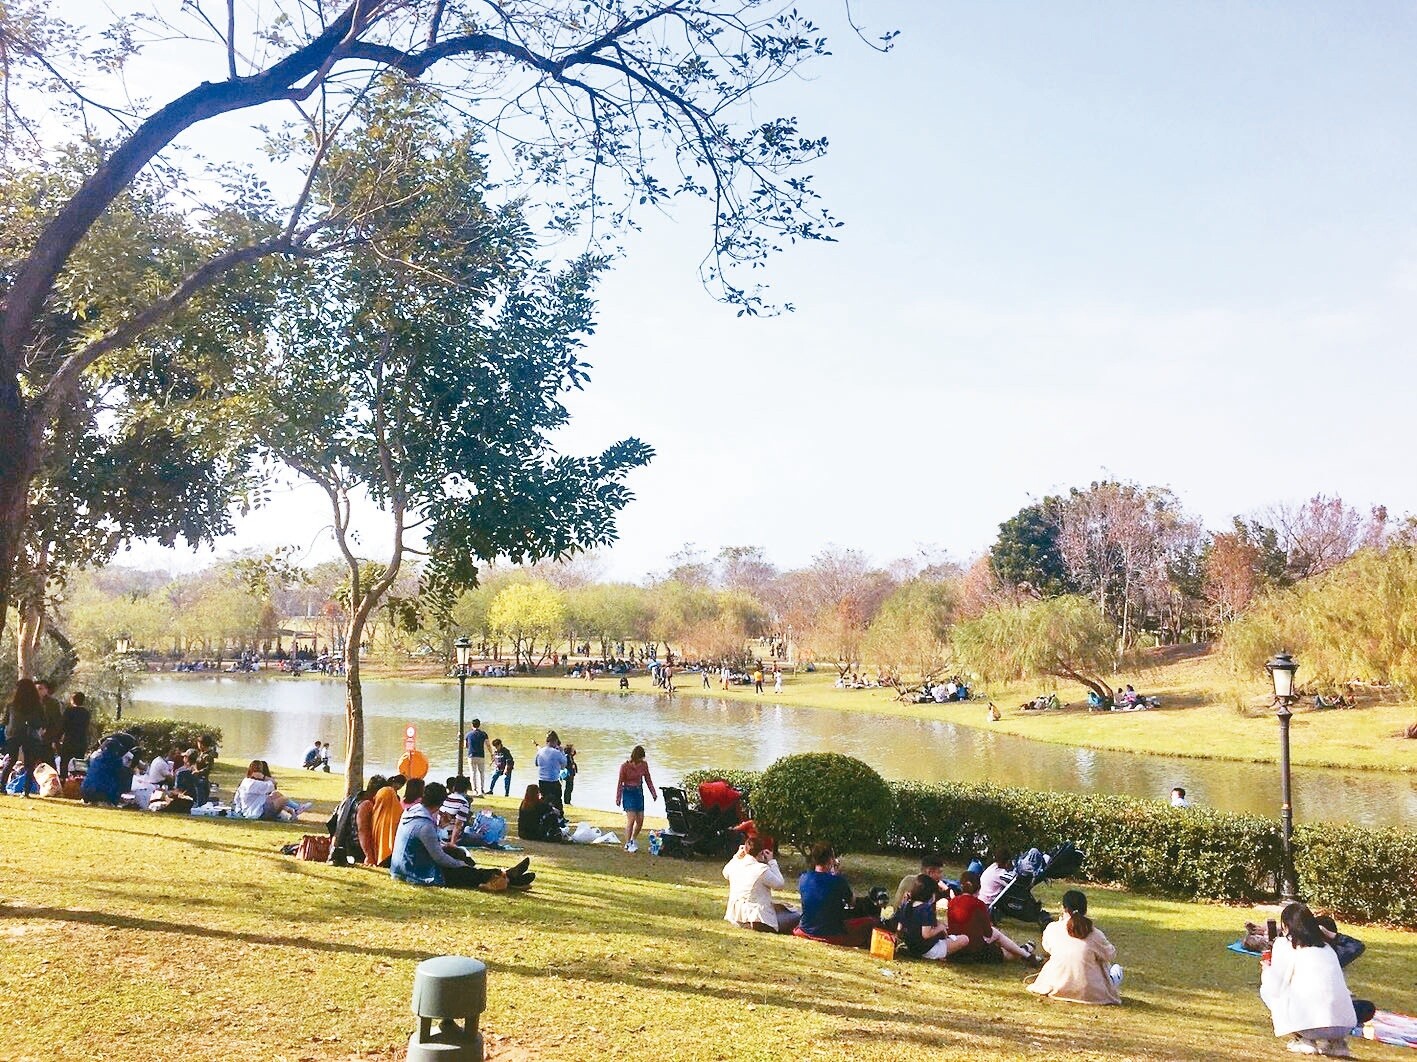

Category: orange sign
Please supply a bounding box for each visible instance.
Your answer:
[404,725,417,752]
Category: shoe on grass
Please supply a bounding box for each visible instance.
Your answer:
[1287,1038,1320,1055]
[1318,1040,1352,1058]
[626,840,639,853]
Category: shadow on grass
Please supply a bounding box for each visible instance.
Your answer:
[0,903,430,961]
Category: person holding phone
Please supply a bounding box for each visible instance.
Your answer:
[723,835,799,934]
[794,842,877,948]
[1260,902,1357,1057]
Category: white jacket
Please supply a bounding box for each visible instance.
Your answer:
[233,777,275,819]
[1260,937,1357,1036]
[723,851,786,930]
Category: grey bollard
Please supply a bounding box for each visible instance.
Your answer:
[407,955,487,1062]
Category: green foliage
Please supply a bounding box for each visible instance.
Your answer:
[750,753,894,857]
[680,769,763,805]
[953,594,1116,697]
[96,715,222,757]
[1223,545,1417,692]
[990,499,1072,596]
[1296,822,1417,926]
[488,581,567,666]
[863,578,956,684]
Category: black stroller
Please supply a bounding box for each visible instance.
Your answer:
[659,786,743,859]
[988,842,1085,929]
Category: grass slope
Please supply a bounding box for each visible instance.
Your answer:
[458,649,1416,773]
[1,767,1413,1061]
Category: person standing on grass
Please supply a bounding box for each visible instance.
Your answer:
[34,680,64,769]
[464,719,490,794]
[752,667,764,694]
[57,691,91,781]
[615,744,658,853]
[488,739,514,796]
[534,731,568,811]
[562,744,579,805]
[773,667,783,694]
[0,679,47,796]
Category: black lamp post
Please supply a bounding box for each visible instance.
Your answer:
[1265,650,1300,902]
[114,635,132,721]
[455,636,472,778]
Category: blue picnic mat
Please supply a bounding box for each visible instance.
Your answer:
[1228,940,1263,957]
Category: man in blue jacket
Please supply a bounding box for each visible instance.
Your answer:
[390,782,535,890]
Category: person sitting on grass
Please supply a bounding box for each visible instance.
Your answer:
[517,784,565,842]
[233,760,305,821]
[402,777,426,810]
[440,776,474,845]
[370,774,407,867]
[80,732,137,806]
[895,852,950,910]
[793,841,878,948]
[896,875,970,961]
[391,782,535,891]
[356,775,387,867]
[173,750,210,806]
[1260,902,1358,1057]
[1027,890,1122,1004]
[723,835,800,934]
[302,738,322,770]
[978,847,1016,906]
[946,871,1040,965]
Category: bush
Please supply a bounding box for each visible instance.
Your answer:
[1296,822,1417,926]
[96,715,222,755]
[750,753,893,858]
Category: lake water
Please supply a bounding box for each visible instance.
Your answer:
[130,675,1417,827]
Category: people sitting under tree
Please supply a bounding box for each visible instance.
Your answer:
[391,782,535,891]
[233,760,304,821]
[793,841,879,948]
[895,852,950,910]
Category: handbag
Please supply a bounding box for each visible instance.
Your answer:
[869,928,899,961]
[296,834,332,862]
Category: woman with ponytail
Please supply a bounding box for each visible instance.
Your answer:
[1027,890,1123,1005]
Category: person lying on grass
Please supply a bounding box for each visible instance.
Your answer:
[723,835,800,934]
[946,871,1040,966]
[391,782,535,892]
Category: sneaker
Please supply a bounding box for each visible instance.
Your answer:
[507,872,536,890]
[1108,963,1124,987]
[1318,1041,1352,1059]
[626,840,639,853]
[1287,1039,1321,1055]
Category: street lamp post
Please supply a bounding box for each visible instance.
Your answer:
[1266,651,1300,902]
[455,637,472,778]
[114,635,132,721]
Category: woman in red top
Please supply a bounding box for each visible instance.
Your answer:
[615,745,658,853]
[945,871,1039,964]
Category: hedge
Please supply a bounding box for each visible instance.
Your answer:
[681,768,1417,927]
[95,716,223,756]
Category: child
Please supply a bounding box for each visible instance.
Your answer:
[440,775,473,844]
[317,742,332,772]
[562,744,579,805]
[488,739,514,797]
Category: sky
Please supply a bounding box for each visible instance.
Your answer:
[65,1,1417,580]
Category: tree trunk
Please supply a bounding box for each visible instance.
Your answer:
[0,380,37,645]
[343,612,368,800]
[16,599,43,678]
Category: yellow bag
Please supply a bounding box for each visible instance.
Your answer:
[869,928,898,961]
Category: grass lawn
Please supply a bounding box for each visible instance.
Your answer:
[1,766,1413,1061]
[460,649,1417,774]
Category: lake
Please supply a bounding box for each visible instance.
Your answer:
[130,675,1417,827]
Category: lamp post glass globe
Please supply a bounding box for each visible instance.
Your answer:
[455,636,472,669]
[1266,651,1298,703]
[454,637,471,777]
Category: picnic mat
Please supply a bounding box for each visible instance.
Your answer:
[1227,940,1263,957]
[1363,1011,1417,1049]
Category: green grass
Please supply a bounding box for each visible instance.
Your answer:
[461,649,1417,773]
[2,774,1414,1061]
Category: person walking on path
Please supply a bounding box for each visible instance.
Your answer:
[465,719,490,794]
[534,731,568,811]
[773,667,783,694]
[615,744,658,853]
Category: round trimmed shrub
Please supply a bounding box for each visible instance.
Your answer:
[752,753,893,858]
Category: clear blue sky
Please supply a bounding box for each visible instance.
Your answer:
[82,1,1417,578]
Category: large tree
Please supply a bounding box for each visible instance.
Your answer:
[0,0,875,640]
[251,89,650,794]
[953,595,1118,704]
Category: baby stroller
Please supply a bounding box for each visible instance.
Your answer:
[988,842,1085,929]
[659,786,745,859]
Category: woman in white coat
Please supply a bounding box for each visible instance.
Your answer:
[1260,902,1358,1057]
[723,836,800,934]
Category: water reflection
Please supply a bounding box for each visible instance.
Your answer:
[130,676,1416,826]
